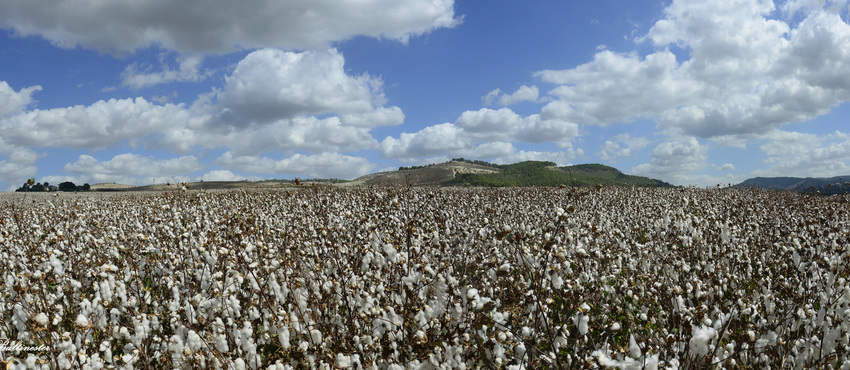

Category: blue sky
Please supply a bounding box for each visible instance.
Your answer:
[1,0,849,190]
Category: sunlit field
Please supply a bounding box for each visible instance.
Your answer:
[1,186,848,369]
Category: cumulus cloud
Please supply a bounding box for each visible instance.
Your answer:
[381,107,579,160]
[755,130,850,177]
[217,48,397,124]
[597,134,650,161]
[0,97,195,149]
[713,163,735,171]
[534,0,850,141]
[200,170,261,182]
[0,143,38,189]
[340,107,405,128]
[62,153,202,185]
[0,0,460,53]
[0,82,41,118]
[482,85,539,105]
[121,54,213,89]
[455,108,577,144]
[199,116,378,155]
[380,123,469,159]
[215,151,375,179]
[631,137,707,181]
[537,50,693,125]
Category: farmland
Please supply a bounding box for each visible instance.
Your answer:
[1,186,849,369]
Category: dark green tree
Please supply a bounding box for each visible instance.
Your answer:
[59,181,77,192]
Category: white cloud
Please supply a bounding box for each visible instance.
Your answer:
[456,108,578,145]
[0,49,387,157]
[340,106,405,128]
[380,123,469,159]
[381,107,579,160]
[534,0,850,142]
[0,97,195,149]
[121,54,213,89]
[482,85,539,105]
[62,153,202,185]
[456,108,524,135]
[597,134,650,161]
[174,116,377,156]
[755,130,850,177]
[0,0,460,53]
[215,151,375,179]
[631,137,707,181]
[713,163,735,171]
[200,170,260,182]
[0,81,41,118]
[218,48,397,124]
[0,144,38,190]
[537,50,692,125]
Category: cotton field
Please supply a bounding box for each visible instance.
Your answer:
[1,186,848,369]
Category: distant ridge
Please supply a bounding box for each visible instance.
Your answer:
[343,159,673,188]
[735,176,850,195]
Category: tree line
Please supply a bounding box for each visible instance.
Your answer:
[15,181,91,192]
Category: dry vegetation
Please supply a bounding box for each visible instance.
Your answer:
[1,186,848,369]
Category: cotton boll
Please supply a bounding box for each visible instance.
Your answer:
[213,333,228,353]
[336,353,352,368]
[310,329,323,343]
[574,314,589,335]
[689,325,716,357]
[76,313,90,328]
[278,327,290,349]
[629,334,642,358]
[34,312,48,326]
[187,330,203,352]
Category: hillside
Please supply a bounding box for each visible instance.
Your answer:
[446,160,673,187]
[344,159,672,188]
[736,176,850,195]
[340,160,501,187]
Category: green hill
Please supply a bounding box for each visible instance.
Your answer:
[444,160,672,187]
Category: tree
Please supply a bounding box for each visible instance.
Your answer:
[81,183,91,191]
[59,181,77,192]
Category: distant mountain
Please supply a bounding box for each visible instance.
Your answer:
[343,159,673,188]
[735,176,850,195]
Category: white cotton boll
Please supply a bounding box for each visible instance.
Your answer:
[629,334,642,358]
[34,312,48,326]
[187,330,203,352]
[467,288,479,300]
[610,322,621,331]
[689,325,716,357]
[574,314,589,335]
[233,358,246,370]
[551,274,564,289]
[310,329,322,343]
[278,327,290,349]
[168,335,184,354]
[49,254,65,277]
[76,313,90,327]
[214,333,228,353]
[336,353,352,368]
[58,355,72,369]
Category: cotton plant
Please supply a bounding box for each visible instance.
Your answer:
[0,186,848,368]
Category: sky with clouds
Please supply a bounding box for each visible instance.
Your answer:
[1,0,849,190]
